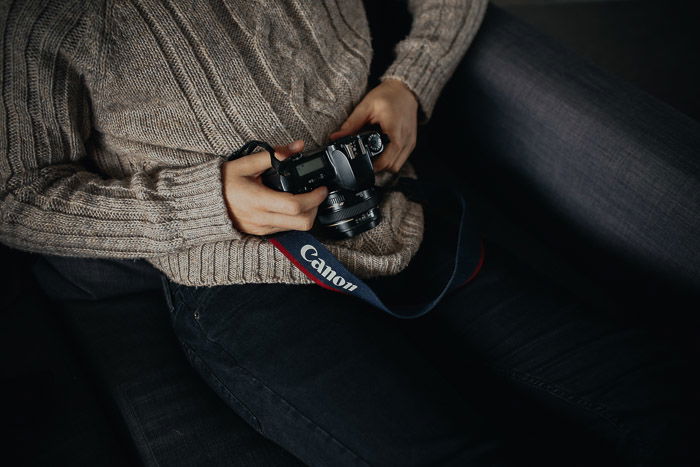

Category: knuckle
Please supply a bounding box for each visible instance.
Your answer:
[375,97,391,111]
[301,217,314,231]
[244,220,262,232]
[287,201,303,215]
[278,197,301,215]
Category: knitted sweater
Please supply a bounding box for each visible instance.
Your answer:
[0,0,487,286]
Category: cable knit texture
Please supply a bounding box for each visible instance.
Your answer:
[1,0,487,286]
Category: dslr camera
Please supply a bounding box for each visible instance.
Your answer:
[262,131,389,239]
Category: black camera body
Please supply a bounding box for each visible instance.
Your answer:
[262,131,389,239]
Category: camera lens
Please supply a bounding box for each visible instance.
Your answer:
[317,188,382,239]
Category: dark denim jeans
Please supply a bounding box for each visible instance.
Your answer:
[159,240,696,466]
[33,5,699,467]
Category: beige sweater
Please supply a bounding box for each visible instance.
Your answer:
[0,0,487,286]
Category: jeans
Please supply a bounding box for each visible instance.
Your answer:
[158,240,696,466]
[33,6,698,467]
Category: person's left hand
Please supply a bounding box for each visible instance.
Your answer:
[330,78,418,174]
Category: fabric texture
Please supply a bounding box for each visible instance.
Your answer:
[0,0,487,286]
[31,242,698,465]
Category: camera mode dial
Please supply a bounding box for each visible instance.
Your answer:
[367,133,382,153]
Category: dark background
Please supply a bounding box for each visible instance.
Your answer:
[493,0,699,121]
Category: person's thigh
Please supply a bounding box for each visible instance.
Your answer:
[420,5,700,303]
[165,280,509,466]
[410,242,698,465]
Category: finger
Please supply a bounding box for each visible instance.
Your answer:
[374,154,396,173]
[274,139,305,159]
[330,102,370,140]
[256,208,319,232]
[254,185,329,215]
[391,133,416,173]
[231,150,273,176]
[232,140,307,177]
[374,135,402,173]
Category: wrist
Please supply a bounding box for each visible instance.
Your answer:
[382,78,419,107]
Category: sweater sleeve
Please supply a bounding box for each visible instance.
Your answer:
[379,0,488,123]
[0,0,240,258]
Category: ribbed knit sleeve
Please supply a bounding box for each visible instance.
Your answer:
[380,0,487,122]
[0,0,240,258]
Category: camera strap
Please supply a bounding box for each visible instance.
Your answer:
[267,178,484,319]
[225,140,484,319]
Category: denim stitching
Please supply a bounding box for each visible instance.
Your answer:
[173,283,185,303]
[171,285,220,318]
[492,365,633,439]
[194,286,222,317]
[115,383,162,467]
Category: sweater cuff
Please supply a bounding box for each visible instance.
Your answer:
[160,157,241,246]
[380,47,447,124]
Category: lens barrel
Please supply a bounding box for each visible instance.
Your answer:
[317,188,382,239]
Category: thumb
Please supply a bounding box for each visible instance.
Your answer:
[330,103,369,139]
[234,140,305,176]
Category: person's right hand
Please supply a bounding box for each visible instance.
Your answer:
[221,139,329,236]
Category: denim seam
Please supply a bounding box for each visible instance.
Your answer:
[176,285,221,318]
[115,383,162,467]
[180,341,265,435]
[493,365,634,441]
[160,275,176,314]
[195,286,220,313]
[199,330,370,466]
[173,284,185,303]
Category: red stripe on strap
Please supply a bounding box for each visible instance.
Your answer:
[268,237,346,294]
[456,240,486,290]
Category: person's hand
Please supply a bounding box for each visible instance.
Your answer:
[221,140,328,235]
[330,78,418,173]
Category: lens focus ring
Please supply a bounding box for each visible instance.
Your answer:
[325,190,345,207]
[318,196,380,225]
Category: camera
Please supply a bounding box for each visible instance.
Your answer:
[262,131,389,239]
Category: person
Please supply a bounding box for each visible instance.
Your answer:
[2,0,698,465]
